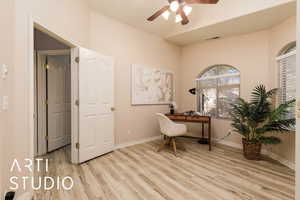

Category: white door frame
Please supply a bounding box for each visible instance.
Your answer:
[70,48,79,164]
[35,50,70,156]
[28,16,80,164]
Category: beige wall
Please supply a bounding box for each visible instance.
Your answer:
[7,0,90,196]
[0,0,15,197]
[89,12,181,145]
[179,17,296,164]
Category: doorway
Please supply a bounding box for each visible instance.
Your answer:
[34,29,72,158]
[31,23,115,165]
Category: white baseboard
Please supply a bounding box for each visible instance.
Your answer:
[213,139,243,149]
[262,150,295,170]
[114,135,163,150]
[213,138,295,170]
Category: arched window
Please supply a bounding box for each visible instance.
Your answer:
[277,42,296,118]
[196,65,240,119]
[278,41,296,56]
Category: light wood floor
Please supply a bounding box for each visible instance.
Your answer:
[34,138,295,200]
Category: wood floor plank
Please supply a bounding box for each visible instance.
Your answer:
[120,147,227,200]
[147,140,295,200]
[120,148,198,200]
[136,143,262,200]
[34,139,295,200]
[107,152,167,200]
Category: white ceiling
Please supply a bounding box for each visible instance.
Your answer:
[88,0,180,36]
[167,1,296,45]
[87,0,296,46]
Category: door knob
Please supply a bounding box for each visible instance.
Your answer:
[111,107,115,111]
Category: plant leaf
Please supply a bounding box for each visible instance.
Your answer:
[259,136,281,144]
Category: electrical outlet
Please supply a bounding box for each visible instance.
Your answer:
[1,64,8,79]
[2,96,8,111]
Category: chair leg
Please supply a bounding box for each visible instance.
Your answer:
[171,137,177,156]
[157,137,168,152]
[167,137,171,146]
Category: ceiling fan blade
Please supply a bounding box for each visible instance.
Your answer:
[178,7,189,25]
[185,0,219,4]
[147,5,170,21]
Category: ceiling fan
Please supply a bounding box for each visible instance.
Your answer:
[147,0,220,25]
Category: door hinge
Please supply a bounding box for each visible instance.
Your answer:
[75,57,80,63]
[75,100,79,106]
[45,136,49,141]
[45,99,48,105]
[76,143,80,149]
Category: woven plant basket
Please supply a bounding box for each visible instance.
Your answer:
[242,139,262,160]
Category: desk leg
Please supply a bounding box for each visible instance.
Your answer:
[202,123,204,138]
[198,122,209,144]
[209,120,212,151]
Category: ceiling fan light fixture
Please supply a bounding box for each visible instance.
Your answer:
[170,1,179,12]
[147,0,220,25]
[162,10,170,20]
[175,14,183,23]
[183,5,192,16]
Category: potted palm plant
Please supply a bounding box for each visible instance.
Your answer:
[229,85,295,160]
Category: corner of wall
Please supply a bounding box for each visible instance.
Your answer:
[295,1,300,198]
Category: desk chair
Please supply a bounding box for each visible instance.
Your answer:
[156,113,187,156]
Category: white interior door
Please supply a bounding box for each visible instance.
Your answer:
[47,55,71,152]
[76,48,115,163]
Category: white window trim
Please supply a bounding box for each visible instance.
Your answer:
[196,72,240,81]
[276,50,296,61]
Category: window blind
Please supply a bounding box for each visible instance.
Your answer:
[277,50,296,118]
